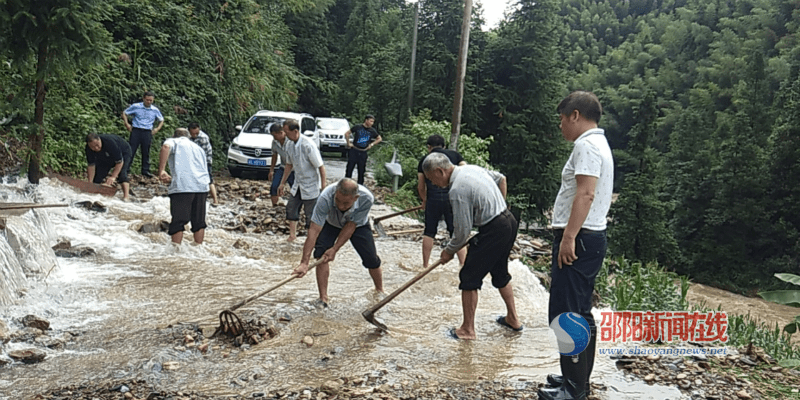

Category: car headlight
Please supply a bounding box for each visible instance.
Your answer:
[230,144,241,152]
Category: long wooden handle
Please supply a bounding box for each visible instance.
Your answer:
[226,258,323,312]
[0,204,68,210]
[365,258,447,316]
[374,205,423,223]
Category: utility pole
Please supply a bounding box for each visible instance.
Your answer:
[449,0,472,151]
[407,2,419,118]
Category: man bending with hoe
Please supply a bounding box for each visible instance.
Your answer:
[292,178,384,306]
[422,152,520,340]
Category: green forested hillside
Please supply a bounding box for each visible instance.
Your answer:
[2,0,799,292]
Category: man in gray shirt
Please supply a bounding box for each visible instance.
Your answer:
[292,178,383,305]
[158,128,211,245]
[423,153,520,340]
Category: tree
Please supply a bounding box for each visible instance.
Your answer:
[482,0,566,224]
[1,0,113,183]
[608,91,678,264]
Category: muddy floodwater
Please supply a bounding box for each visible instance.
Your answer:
[0,176,683,399]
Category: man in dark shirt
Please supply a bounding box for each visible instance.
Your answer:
[344,114,382,185]
[417,135,467,269]
[85,133,133,201]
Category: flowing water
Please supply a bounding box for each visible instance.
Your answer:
[0,176,682,399]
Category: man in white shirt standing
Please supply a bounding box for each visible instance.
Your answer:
[539,91,614,400]
[278,119,327,242]
[158,128,211,245]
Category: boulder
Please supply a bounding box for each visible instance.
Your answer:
[8,348,46,363]
[21,315,50,331]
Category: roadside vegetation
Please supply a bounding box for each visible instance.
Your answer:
[3,1,800,294]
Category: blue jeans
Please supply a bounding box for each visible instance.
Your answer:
[548,228,607,328]
[270,167,295,196]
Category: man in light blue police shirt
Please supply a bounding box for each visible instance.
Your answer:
[122,91,165,178]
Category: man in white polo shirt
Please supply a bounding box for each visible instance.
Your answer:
[278,119,327,242]
[158,128,211,245]
[539,91,614,400]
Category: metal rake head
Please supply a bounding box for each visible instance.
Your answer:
[219,310,246,337]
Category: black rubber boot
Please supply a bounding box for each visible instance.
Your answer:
[585,327,597,395]
[537,354,588,400]
[546,374,565,387]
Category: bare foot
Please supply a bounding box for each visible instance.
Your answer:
[454,327,476,340]
[122,197,131,202]
[287,236,296,243]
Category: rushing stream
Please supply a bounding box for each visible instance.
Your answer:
[0,175,683,399]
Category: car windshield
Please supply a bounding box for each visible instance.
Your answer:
[243,116,283,134]
[317,119,349,130]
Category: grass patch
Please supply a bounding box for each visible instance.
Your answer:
[594,257,689,312]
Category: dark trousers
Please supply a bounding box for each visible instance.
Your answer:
[548,229,607,328]
[313,223,381,269]
[345,148,368,185]
[129,127,153,174]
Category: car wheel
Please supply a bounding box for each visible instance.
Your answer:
[229,167,242,178]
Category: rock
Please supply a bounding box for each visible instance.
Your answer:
[198,343,209,353]
[646,354,660,362]
[202,326,217,338]
[736,390,752,399]
[643,374,655,382]
[74,201,107,212]
[138,221,170,234]
[52,240,71,250]
[739,356,757,366]
[54,246,96,258]
[302,336,314,347]
[321,380,342,393]
[8,348,46,363]
[184,334,195,344]
[162,361,180,370]
[676,373,687,380]
[0,319,10,340]
[21,315,50,331]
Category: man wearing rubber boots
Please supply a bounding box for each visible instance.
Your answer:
[539,91,614,400]
[422,153,520,340]
[291,178,383,306]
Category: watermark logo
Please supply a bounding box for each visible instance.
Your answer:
[599,311,729,343]
[551,312,591,356]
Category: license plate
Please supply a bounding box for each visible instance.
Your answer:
[328,143,340,148]
[247,159,267,166]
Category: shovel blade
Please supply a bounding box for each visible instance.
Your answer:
[374,221,387,238]
[362,310,388,331]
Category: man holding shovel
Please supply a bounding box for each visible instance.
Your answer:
[422,152,519,340]
[292,178,383,306]
[417,134,467,269]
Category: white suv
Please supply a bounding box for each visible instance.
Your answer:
[227,111,319,178]
[316,117,351,157]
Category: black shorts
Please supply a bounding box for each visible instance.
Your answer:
[313,222,381,269]
[424,198,454,238]
[92,153,131,184]
[459,209,518,291]
[168,192,208,235]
